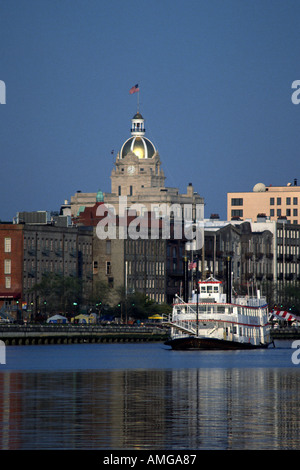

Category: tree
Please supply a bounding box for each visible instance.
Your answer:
[277,282,300,314]
[89,280,111,312]
[31,273,82,317]
[114,288,172,322]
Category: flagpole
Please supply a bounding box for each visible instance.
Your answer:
[137,89,140,112]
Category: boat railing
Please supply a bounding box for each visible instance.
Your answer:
[234,296,267,307]
[173,295,198,316]
[167,318,197,336]
[173,294,186,305]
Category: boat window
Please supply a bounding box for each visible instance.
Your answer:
[214,286,218,292]
[207,286,212,293]
[201,286,206,292]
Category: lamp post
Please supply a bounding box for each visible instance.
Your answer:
[195,253,199,337]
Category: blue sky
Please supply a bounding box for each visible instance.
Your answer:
[1,0,300,221]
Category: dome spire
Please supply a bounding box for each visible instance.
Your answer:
[131,112,145,136]
[120,104,156,159]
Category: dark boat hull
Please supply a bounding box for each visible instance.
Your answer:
[164,336,270,350]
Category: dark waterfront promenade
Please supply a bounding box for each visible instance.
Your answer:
[0,324,168,346]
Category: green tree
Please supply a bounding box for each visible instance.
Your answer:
[31,273,82,317]
[89,280,111,312]
[114,288,172,322]
[277,282,300,314]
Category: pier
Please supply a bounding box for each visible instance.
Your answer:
[0,324,169,346]
[270,327,300,340]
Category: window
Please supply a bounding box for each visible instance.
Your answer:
[293,197,298,205]
[106,261,111,275]
[293,208,298,216]
[286,197,291,205]
[129,185,133,196]
[4,259,11,274]
[118,186,121,196]
[287,209,291,217]
[106,240,111,254]
[4,238,11,253]
[5,277,11,289]
[231,198,243,206]
[231,209,243,217]
[270,209,274,217]
[277,197,281,205]
[270,198,275,206]
[277,209,281,217]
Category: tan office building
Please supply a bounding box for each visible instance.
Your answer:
[227,180,300,224]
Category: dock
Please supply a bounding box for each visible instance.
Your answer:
[270,327,300,340]
[0,324,169,346]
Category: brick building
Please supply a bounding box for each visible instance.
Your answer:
[0,220,93,321]
[0,224,23,311]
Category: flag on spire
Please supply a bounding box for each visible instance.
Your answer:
[129,84,139,94]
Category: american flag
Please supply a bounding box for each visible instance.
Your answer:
[129,84,139,94]
[188,262,197,270]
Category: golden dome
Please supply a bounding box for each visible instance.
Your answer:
[120,136,156,159]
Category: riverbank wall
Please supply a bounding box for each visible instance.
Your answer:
[1,324,299,346]
[0,324,169,346]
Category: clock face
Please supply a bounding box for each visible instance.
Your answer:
[127,165,135,175]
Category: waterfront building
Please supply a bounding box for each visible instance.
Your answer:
[0,224,23,314]
[0,217,93,321]
[74,203,187,305]
[202,216,273,295]
[247,217,300,285]
[227,179,300,224]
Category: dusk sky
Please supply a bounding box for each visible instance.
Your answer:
[1,0,300,221]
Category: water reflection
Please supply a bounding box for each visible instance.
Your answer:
[1,368,300,450]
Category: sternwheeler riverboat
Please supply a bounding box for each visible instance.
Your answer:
[164,276,272,350]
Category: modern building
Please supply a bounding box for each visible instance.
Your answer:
[227,179,300,224]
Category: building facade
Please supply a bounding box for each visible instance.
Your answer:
[89,210,186,306]
[227,180,300,224]
[0,220,93,320]
[0,224,23,311]
[202,218,274,295]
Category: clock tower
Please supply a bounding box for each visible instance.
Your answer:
[70,106,204,219]
[110,111,165,198]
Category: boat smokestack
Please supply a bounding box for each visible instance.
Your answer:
[225,256,232,303]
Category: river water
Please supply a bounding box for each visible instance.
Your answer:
[0,340,300,450]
